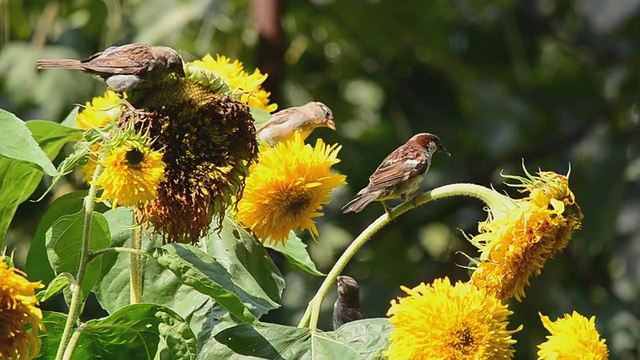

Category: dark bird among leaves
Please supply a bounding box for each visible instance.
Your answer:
[333,275,365,330]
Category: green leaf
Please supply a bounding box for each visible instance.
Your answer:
[67,304,196,360]
[0,109,58,175]
[250,107,272,129]
[38,311,68,359]
[25,191,87,284]
[199,318,392,359]
[45,211,110,301]
[203,216,285,304]
[36,272,74,302]
[265,232,325,276]
[0,120,82,247]
[150,244,264,324]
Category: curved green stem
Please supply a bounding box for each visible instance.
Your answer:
[55,165,103,360]
[88,247,149,260]
[297,183,510,330]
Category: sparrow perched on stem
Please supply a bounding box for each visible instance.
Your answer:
[333,275,365,330]
[342,133,449,216]
[256,101,335,146]
[37,44,185,110]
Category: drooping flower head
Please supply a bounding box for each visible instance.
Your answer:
[236,132,346,245]
[385,277,519,360]
[94,138,166,209]
[469,168,583,301]
[0,259,44,360]
[187,54,278,113]
[537,311,608,359]
[120,74,260,244]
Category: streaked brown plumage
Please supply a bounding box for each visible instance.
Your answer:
[256,101,335,146]
[342,133,448,215]
[37,44,185,94]
[333,275,364,330]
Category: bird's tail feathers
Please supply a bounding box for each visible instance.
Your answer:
[37,59,84,70]
[342,190,379,213]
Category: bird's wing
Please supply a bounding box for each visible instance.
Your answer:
[80,44,153,76]
[366,146,428,189]
[256,108,300,132]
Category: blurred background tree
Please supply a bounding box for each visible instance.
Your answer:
[1,0,639,358]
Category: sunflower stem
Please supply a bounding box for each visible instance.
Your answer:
[130,227,143,304]
[55,165,103,360]
[298,183,510,330]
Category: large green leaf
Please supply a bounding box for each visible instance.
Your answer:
[150,244,264,324]
[265,232,325,276]
[25,190,87,284]
[203,216,285,304]
[95,212,284,347]
[0,118,81,247]
[65,304,196,360]
[199,318,392,359]
[45,211,110,301]
[0,109,58,175]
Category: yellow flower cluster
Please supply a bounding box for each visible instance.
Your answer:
[0,260,44,360]
[94,141,166,209]
[76,90,123,129]
[236,133,346,244]
[188,54,277,113]
[538,312,608,359]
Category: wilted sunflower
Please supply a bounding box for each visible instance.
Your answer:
[538,312,608,359]
[118,69,260,243]
[188,54,277,113]
[236,132,346,245]
[0,260,44,360]
[385,277,519,360]
[469,169,583,301]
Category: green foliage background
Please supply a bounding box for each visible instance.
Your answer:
[1,0,639,358]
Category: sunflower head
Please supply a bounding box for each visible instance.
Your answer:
[76,90,124,130]
[121,77,259,244]
[469,169,582,301]
[0,259,44,360]
[538,311,608,359]
[235,132,346,245]
[385,277,519,360]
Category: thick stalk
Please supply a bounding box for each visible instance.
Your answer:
[55,165,103,360]
[298,183,509,329]
[130,227,143,304]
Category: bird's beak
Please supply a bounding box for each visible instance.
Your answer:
[438,143,451,157]
[326,120,336,130]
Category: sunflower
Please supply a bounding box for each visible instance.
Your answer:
[94,140,166,209]
[538,312,608,359]
[0,260,44,360]
[385,277,519,360]
[236,132,346,245]
[187,54,277,113]
[76,90,123,129]
[469,170,582,301]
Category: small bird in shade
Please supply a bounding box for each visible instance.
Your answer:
[333,275,365,330]
[342,133,449,216]
[37,44,185,109]
[256,101,335,146]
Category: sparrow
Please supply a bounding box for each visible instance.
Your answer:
[342,133,449,216]
[37,44,185,109]
[256,101,335,146]
[333,275,365,330]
